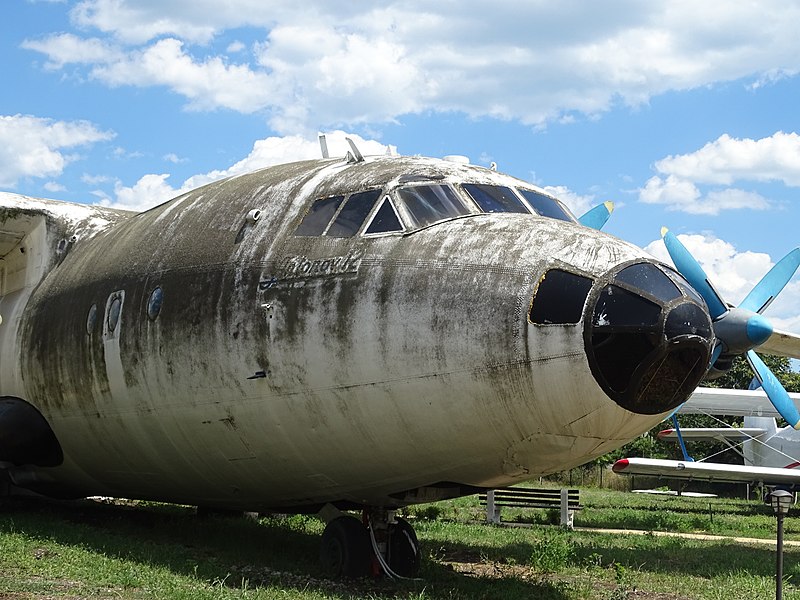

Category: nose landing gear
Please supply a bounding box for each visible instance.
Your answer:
[318,508,421,579]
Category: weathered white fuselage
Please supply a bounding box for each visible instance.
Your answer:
[0,156,705,510]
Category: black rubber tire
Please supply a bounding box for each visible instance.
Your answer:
[387,516,420,577]
[319,515,371,578]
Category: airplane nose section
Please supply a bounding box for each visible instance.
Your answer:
[585,262,713,415]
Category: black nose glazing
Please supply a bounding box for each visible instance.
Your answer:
[584,262,713,415]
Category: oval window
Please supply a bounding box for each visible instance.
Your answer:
[147,286,163,320]
[86,304,98,334]
[108,297,122,333]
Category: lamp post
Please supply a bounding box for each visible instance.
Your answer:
[770,489,793,600]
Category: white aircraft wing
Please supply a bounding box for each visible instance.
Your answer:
[657,428,766,442]
[679,387,800,418]
[612,457,800,486]
[759,328,800,359]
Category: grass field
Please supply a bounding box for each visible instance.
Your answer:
[1,486,799,599]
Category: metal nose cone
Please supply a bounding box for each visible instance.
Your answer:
[746,313,773,346]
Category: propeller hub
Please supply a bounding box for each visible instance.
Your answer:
[713,307,773,355]
[746,313,773,346]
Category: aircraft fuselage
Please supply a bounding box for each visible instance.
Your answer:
[0,156,713,511]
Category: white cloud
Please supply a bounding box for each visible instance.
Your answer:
[638,131,800,214]
[98,173,176,212]
[640,175,771,215]
[70,0,218,44]
[43,181,66,192]
[82,173,113,184]
[645,233,800,333]
[99,131,393,211]
[21,33,122,68]
[92,38,276,114]
[0,114,114,188]
[19,1,800,133]
[654,132,800,186]
[163,153,186,164]
[183,131,393,189]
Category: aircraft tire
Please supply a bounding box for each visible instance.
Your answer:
[388,516,420,577]
[319,515,370,578]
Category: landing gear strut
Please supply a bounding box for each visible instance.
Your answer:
[318,509,421,578]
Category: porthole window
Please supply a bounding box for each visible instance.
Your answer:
[108,297,122,333]
[147,287,163,320]
[86,304,98,334]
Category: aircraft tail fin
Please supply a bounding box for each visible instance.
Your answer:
[742,415,779,467]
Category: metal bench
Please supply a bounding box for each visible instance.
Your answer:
[478,487,582,528]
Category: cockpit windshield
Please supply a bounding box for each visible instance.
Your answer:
[462,184,530,214]
[517,189,576,223]
[395,184,472,229]
[294,180,580,238]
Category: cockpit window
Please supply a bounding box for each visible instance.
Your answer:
[327,190,382,238]
[529,269,593,325]
[295,195,345,236]
[614,263,682,303]
[593,285,662,328]
[463,184,530,214]
[517,189,576,223]
[395,184,472,229]
[663,267,707,307]
[365,198,403,235]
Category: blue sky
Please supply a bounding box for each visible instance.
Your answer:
[4,0,800,332]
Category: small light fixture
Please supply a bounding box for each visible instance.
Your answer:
[771,489,792,516]
[770,489,793,600]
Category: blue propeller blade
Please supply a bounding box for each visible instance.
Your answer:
[740,247,800,314]
[710,342,723,367]
[578,201,614,230]
[746,350,800,429]
[662,229,728,319]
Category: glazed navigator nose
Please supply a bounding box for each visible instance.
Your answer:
[585,262,713,415]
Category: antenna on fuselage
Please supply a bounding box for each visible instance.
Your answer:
[318,134,330,159]
[345,137,365,163]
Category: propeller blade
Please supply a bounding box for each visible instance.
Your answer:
[578,201,614,230]
[661,229,728,319]
[746,350,800,429]
[740,248,800,314]
[710,342,723,367]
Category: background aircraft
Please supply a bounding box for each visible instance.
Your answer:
[1,144,799,577]
[614,387,800,488]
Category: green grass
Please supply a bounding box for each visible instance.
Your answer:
[2,488,800,599]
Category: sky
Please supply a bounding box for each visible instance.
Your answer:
[3,0,800,334]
